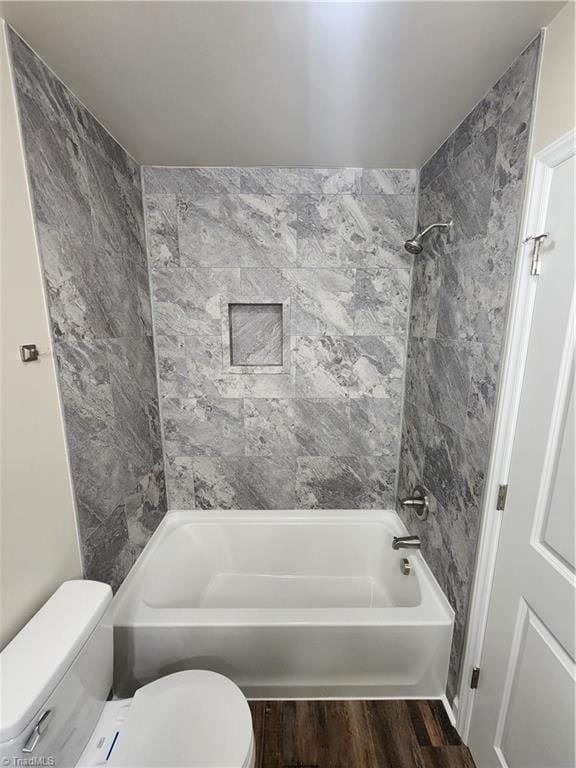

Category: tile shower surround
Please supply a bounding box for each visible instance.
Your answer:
[7,22,540,706]
[143,166,419,510]
[397,36,541,699]
[8,28,166,589]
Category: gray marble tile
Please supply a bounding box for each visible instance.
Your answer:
[229,303,283,365]
[296,456,396,509]
[56,340,113,452]
[422,419,486,518]
[239,267,286,296]
[297,195,415,269]
[110,333,158,399]
[86,143,145,255]
[486,79,535,263]
[134,258,154,337]
[420,135,454,190]
[240,268,356,336]
[449,125,499,245]
[240,372,296,399]
[437,239,510,344]
[70,426,130,527]
[348,396,401,457]
[493,35,540,118]
[359,169,418,195]
[405,338,470,435]
[408,254,440,338]
[192,456,296,509]
[9,26,141,200]
[417,496,479,699]
[143,166,364,196]
[396,401,434,517]
[107,336,157,479]
[144,194,180,268]
[124,462,167,549]
[292,335,353,398]
[82,506,135,591]
[287,268,356,335]
[8,28,79,138]
[155,334,193,400]
[143,166,244,195]
[75,108,141,188]
[151,268,241,336]
[421,128,498,253]
[416,179,457,260]
[163,396,244,456]
[165,456,196,509]
[38,224,145,341]
[397,35,541,700]
[238,167,361,194]
[353,267,410,336]
[244,398,352,457]
[6,24,142,191]
[294,335,404,399]
[146,398,164,464]
[452,89,500,159]
[403,339,427,416]
[159,334,296,400]
[75,497,107,549]
[465,342,500,452]
[24,123,93,239]
[177,194,298,267]
[144,169,413,515]
[11,24,165,594]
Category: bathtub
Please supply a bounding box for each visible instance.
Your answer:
[112,509,453,699]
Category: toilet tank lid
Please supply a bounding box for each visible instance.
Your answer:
[0,580,112,744]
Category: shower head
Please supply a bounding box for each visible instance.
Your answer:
[404,236,425,255]
[404,220,452,255]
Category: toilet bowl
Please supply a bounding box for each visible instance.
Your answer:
[0,581,255,768]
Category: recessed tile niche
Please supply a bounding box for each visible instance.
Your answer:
[222,299,291,374]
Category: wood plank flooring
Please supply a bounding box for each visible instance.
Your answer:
[249,700,476,768]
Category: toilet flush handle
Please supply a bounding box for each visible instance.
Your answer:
[22,709,51,753]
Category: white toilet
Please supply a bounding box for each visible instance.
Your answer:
[0,580,255,767]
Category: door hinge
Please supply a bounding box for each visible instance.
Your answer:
[470,667,481,690]
[496,484,508,511]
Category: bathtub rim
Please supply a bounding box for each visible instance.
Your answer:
[112,509,454,628]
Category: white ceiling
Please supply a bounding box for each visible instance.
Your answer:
[0,1,565,168]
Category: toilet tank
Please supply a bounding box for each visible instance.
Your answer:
[0,580,113,767]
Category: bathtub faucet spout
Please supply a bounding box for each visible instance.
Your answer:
[392,535,421,550]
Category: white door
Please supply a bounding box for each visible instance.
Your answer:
[468,133,575,768]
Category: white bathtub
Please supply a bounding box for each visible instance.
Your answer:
[112,509,453,699]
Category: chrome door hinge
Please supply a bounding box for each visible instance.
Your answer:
[470,667,481,690]
[523,233,548,276]
[496,484,508,511]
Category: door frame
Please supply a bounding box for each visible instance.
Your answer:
[456,126,576,741]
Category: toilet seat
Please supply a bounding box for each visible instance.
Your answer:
[108,671,254,768]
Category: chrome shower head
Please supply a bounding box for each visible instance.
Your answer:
[404,237,424,255]
[404,220,452,255]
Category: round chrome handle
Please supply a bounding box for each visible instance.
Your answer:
[400,485,429,521]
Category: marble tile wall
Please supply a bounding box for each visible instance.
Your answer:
[397,37,541,699]
[8,28,166,589]
[143,165,418,510]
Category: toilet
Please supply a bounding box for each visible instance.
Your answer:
[0,580,255,767]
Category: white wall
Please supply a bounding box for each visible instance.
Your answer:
[531,2,576,154]
[0,20,82,649]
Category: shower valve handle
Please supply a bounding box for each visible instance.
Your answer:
[399,485,429,521]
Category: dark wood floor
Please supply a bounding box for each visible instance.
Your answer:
[249,700,476,768]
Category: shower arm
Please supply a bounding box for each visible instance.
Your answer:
[417,220,452,238]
